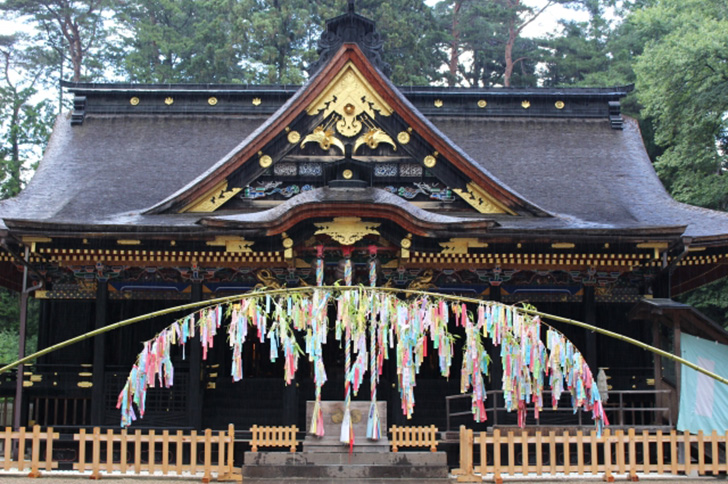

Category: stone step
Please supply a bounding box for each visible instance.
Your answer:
[242,465,449,479]
[245,450,446,466]
[243,451,449,480]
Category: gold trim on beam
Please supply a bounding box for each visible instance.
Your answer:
[206,236,255,253]
[21,237,52,244]
[453,182,515,215]
[552,243,575,249]
[439,238,488,255]
[182,180,242,213]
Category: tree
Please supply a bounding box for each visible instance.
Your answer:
[1,0,112,82]
[114,0,248,83]
[0,35,54,199]
[354,0,444,85]
[230,0,442,86]
[435,0,580,87]
[633,0,728,210]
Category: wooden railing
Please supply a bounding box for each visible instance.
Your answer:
[0,425,59,477]
[390,425,439,452]
[249,424,299,452]
[73,425,239,482]
[446,389,673,431]
[455,426,728,483]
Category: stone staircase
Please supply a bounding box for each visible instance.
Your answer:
[242,450,451,482]
[242,400,450,482]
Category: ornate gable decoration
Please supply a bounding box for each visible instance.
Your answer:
[306,62,392,138]
[314,217,381,245]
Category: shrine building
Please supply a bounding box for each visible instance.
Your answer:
[1,7,727,435]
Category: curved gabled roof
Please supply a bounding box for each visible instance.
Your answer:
[144,43,545,217]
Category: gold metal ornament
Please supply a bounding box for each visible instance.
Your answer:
[452,182,515,215]
[208,97,218,106]
[401,238,412,249]
[353,128,397,153]
[434,99,443,108]
[259,155,273,168]
[555,100,565,109]
[306,63,393,138]
[314,217,381,245]
[397,131,411,145]
[282,238,294,249]
[521,100,530,109]
[182,180,242,212]
[423,155,437,168]
[130,97,140,106]
[301,126,346,154]
[477,99,487,108]
[287,130,301,144]
[342,169,353,180]
[252,97,262,106]
[164,97,174,105]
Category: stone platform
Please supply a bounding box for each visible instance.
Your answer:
[242,451,450,481]
[243,400,449,482]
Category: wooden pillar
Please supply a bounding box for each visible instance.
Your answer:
[672,317,682,425]
[13,290,29,430]
[583,285,598,372]
[489,283,502,425]
[91,279,108,426]
[188,282,203,429]
[283,380,298,426]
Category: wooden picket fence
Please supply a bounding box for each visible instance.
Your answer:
[390,425,439,452]
[0,425,59,477]
[249,424,299,452]
[455,426,728,483]
[74,425,240,481]
[0,425,239,481]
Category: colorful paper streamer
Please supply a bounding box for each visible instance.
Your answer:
[117,287,608,437]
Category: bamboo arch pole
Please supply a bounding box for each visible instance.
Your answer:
[1,286,726,387]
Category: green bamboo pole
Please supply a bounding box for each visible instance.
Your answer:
[1,286,725,387]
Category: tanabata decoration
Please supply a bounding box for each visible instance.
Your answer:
[117,287,608,437]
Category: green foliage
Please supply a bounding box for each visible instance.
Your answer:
[355,0,444,85]
[116,0,250,83]
[633,1,728,210]
[0,35,55,198]
[434,0,582,88]
[0,288,37,364]
[679,279,728,330]
[0,0,114,82]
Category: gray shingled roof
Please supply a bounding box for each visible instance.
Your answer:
[431,116,728,239]
[0,113,268,226]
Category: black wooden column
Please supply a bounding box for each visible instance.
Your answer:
[283,374,298,425]
[90,279,108,426]
[188,282,203,429]
[488,282,502,425]
[583,285,598,373]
